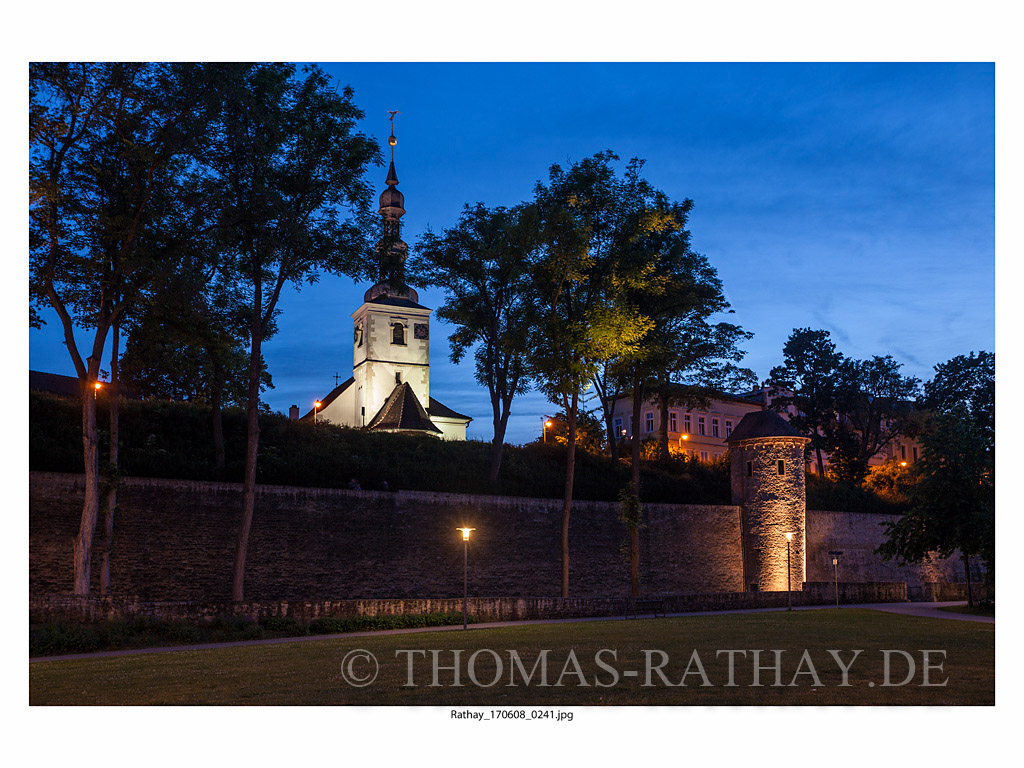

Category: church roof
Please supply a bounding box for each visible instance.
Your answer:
[367,295,429,310]
[428,397,472,422]
[725,410,808,443]
[301,377,354,421]
[367,381,442,434]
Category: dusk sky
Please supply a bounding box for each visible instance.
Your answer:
[29,63,995,445]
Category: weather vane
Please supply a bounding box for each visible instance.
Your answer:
[387,110,400,160]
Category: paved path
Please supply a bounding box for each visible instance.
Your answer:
[30,600,990,664]
[842,601,994,624]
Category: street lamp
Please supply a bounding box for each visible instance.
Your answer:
[543,419,553,443]
[93,381,102,399]
[829,550,843,609]
[785,531,794,611]
[313,400,322,424]
[457,527,475,630]
[900,461,907,467]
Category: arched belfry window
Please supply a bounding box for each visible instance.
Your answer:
[392,322,406,345]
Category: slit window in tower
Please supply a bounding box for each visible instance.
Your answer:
[777,459,785,475]
[395,372,402,384]
[746,461,753,477]
[392,322,405,345]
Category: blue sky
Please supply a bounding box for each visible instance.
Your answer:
[29,63,995,445]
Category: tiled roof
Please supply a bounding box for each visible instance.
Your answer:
[367,295,429,310]
[428,397,472,422]
[366,382,442,434]
[726,410,808,442]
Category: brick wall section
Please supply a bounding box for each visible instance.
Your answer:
[30,473,746,601]
[30,583,908,625]
[805,509,981,595]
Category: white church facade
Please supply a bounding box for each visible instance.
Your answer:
[298,120,472,440]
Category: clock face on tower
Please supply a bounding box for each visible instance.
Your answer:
[414,323,429,340]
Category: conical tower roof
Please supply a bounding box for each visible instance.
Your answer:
[726,410,809,443]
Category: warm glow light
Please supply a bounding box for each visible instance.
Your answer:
[457,527,475,541]
[545,421,553,427]
[832,558,838,565]
[94,382,102,390]
[785,532,794,542]
[314,401,321,408]
[900,461,907,467]
[682,434,689,441]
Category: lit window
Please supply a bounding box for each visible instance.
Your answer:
[392,322,405,345]
[669,411,678,433]
[645,412,654,433]
[712,418,720,438]
[683,414,691,434]
[725,419,733,437]
[698,416,706,436]
[777,459,785,475]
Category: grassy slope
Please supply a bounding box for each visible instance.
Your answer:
[30,609,993,705]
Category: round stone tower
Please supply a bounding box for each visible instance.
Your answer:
[726,410,811,592]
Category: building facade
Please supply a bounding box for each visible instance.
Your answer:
[606,386,922,472]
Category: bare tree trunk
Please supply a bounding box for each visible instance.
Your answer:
[561,392,578,598]
[815,444,825,476]
[211,365,225,472]
[658,389,670,463]
[629,373,644,597]
[487,399,510,486]
[100,323,120,595]
[73,372,102,595]
[963,553,974,608]
[593,371,618,461]
[232,282,263,602]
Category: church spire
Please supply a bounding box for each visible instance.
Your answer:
[365,111,416,304]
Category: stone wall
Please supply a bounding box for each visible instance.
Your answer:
[30,472,745,601]
[30,583,909,625]
[30,473,971,603]
[805,509,981,594]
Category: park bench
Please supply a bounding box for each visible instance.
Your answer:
[624,598,666,619]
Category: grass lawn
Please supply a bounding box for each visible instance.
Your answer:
[940,604,995,617]
[29,608,994,706]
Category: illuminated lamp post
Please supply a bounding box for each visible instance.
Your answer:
[93,381,102,399]
[900,461,907,467]
[543,419,553,443]
[457,527,475,629]
[785,531,794,610]
[313,400,322,424]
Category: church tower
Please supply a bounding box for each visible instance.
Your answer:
[308,114,472,440]
[351,116,432,427]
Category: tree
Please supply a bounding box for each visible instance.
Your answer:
[528,152,652,597]
[768,328,846,476]
[922,351,994,448]
[30,63,214,595]
[826,356,921,483]
[877,405,993,605]
[413,203,538,484]
[202,64,379,601]
[586,159,752,597]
